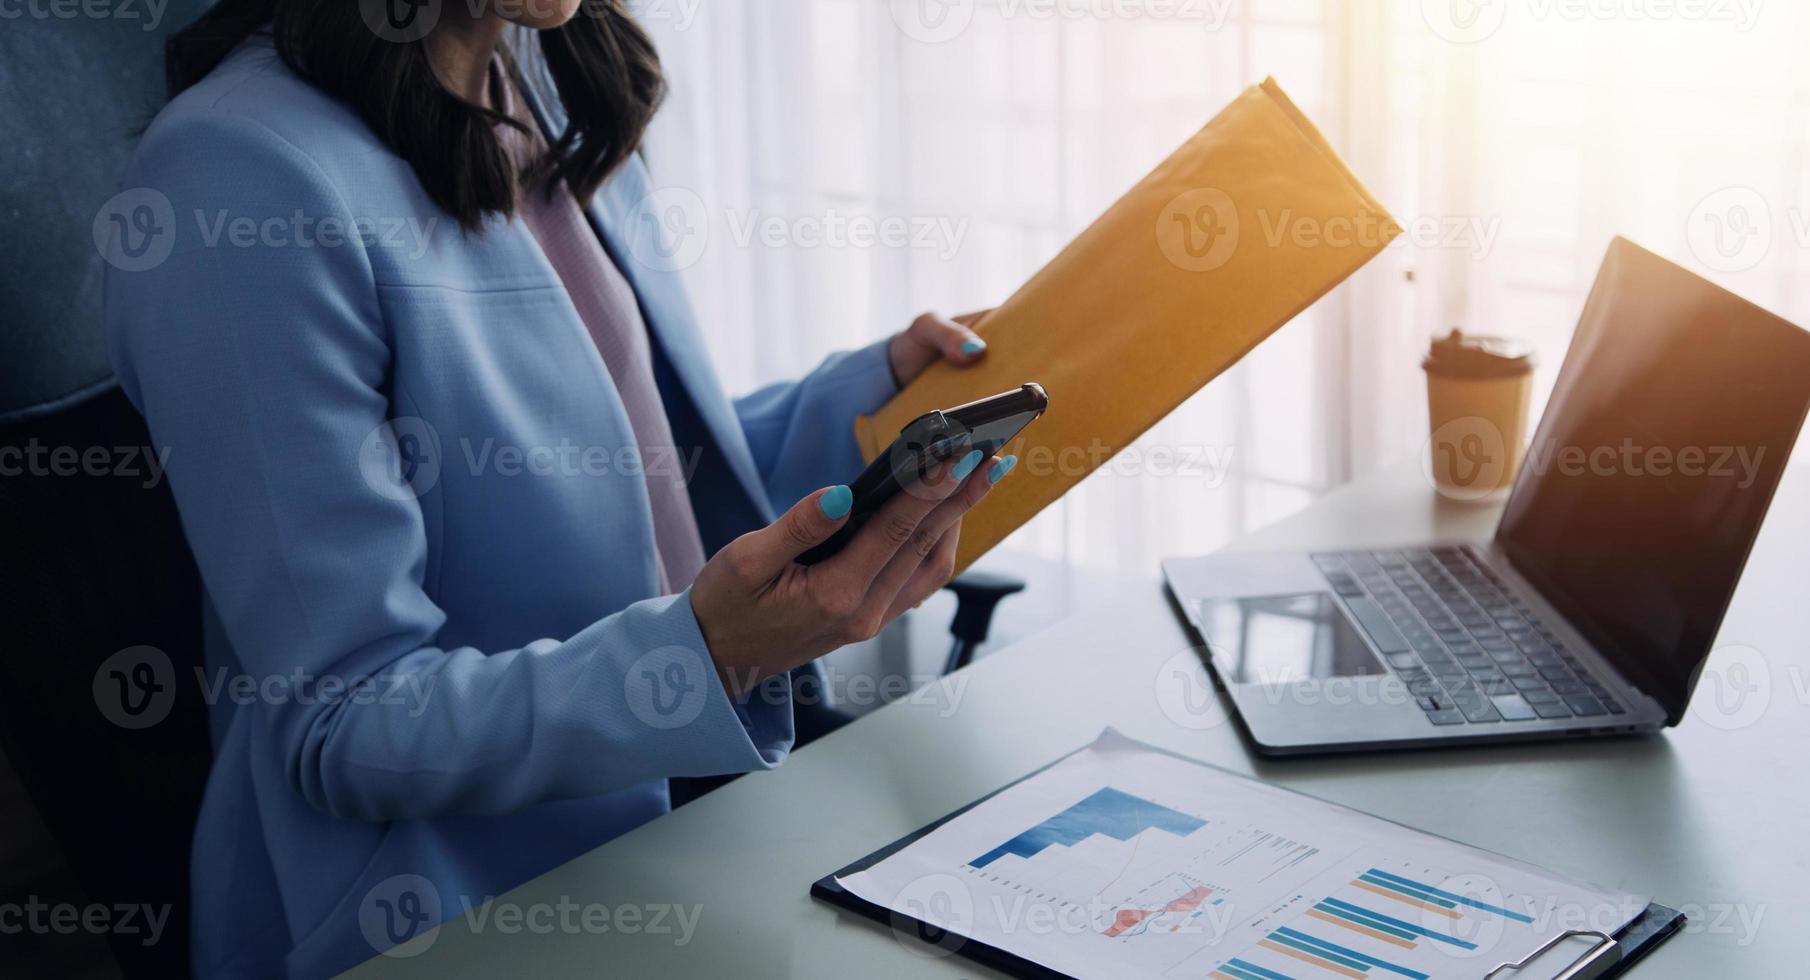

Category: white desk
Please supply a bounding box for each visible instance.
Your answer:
[348,457,1809,978]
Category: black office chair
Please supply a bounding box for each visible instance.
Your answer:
[941,571,1027,674]
[0,6,216,977]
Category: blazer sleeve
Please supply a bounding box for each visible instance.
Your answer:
[105,109,793,822]
[733,339,900,510]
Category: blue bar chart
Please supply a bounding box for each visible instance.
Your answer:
[1210,861,1543,980]
[969,787,1206,869]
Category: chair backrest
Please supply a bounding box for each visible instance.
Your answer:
[0,4,216,976]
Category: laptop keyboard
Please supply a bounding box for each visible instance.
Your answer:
[1312,547,1627,726]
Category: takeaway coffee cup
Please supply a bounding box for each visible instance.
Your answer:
[1422,329,1536,501]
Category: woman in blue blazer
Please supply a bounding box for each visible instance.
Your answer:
[103,1,1013,975]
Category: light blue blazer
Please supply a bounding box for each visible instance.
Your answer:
[104,41,896,979]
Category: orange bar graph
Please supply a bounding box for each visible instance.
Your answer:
[1258,939,1366,979]
[1353,879,1462,918]
[1306,907,1417,949]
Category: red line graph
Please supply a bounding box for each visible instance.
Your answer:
[1103,886,1214,937]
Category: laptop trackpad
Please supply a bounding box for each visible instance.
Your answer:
[1196,593,1385,684]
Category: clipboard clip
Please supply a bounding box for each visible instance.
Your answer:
[1483,930,1619,980]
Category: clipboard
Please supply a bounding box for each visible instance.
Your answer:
[811,739,1685,980]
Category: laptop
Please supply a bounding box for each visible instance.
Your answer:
[1162,237,1810,754]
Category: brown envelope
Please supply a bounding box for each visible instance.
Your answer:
[855,78,1402,573]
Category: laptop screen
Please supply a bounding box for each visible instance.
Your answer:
[1495,238,1810,723]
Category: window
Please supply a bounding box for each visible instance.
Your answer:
[640,0,1805,580]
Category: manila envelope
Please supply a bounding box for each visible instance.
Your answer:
[855,77,1401,573]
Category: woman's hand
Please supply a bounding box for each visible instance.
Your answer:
[887,310,992,386]
[689,449,1015,698]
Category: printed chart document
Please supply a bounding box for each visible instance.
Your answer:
[835,731,1648,979]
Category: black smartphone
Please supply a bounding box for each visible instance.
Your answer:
[797,383,1049,565]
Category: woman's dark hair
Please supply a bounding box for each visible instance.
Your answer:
[166,0,665,231]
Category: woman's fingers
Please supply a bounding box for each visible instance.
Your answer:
[887,311,990,384]
[821,453,967,591]
[858,451,987,609]
[916,311,988,362]
[883,522,961,623]
[725,485,852,584]
[862,452,1011,624]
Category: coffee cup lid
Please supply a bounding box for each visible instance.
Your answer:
[1422,329,1535,379]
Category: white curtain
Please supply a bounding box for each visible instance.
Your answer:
[634,0,1810,581]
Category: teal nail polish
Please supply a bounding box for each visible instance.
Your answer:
[819,485,853,519]
[960,338,987,356]
[988,455,1018,485]
[952,450,984,480]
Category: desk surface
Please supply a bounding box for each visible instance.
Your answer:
[349,457,1808,978]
